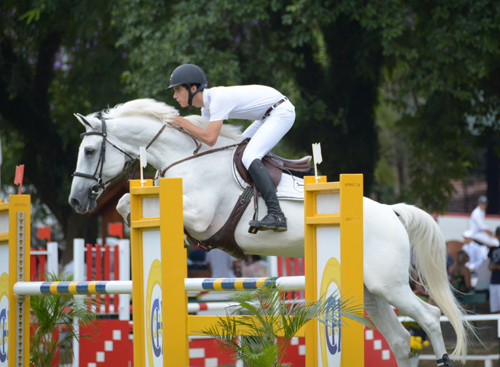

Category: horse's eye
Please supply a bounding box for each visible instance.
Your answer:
[85,147,96,156]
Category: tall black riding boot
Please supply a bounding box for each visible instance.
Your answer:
[247,159,287,232]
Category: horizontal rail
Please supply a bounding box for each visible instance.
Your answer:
[420,354,499,361]
[398,314,500,323]
[187,299,305,314]
[14,281,133,296]
[185,276,305,292]
[14,276,306,296]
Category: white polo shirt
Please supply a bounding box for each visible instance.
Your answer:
[471,206,489,235]
[201,85,285,122]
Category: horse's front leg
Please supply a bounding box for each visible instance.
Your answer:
[116,193,216,233]
[183,195,215,233]
[117,193,131,226]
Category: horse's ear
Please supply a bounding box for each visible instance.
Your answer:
[74,113,94,129]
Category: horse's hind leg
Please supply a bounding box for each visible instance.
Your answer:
[375,285,455,367]
[365,287,412,367]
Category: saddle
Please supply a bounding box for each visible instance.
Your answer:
[185,141,312,260]
[233,143,313,188]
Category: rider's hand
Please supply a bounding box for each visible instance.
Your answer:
[169,115,184,127]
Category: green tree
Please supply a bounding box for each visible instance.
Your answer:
[0,1,132,261]
[361,0,500,211]
[116,0,500,210]
[115,0,382,193]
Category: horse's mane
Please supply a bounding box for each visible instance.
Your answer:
[101,98,242,141]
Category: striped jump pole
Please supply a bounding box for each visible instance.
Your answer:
[14,280,133,296]
[13,276,305,296]
[184,276,305,292]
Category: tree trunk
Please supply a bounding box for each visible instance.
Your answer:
[61,212,98,266]
[486,137,500,215]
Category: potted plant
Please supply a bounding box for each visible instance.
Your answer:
[30,274,98,367]
[199,284,370,367]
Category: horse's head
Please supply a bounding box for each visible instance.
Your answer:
[68,113,133,214]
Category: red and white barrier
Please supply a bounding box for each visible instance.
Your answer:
[30,242,58,281]
[72,238,131,367]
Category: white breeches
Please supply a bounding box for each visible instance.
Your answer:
[462,242,488,273]
[241,101,295,169]
[472,231,500,247]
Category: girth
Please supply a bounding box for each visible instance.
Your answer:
[184,186,253,261]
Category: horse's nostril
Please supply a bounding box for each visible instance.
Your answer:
[70,198,80,207]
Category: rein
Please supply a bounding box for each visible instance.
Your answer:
[161,141,244,177]
[73,114,233,198]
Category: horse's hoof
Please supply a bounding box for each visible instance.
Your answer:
[437,354,454,367]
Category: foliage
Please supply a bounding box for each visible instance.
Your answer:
[199,284,369,366]
[367,1,500,211]
[29,273,98,367]
[0,0,134,260]
[114,0,382,193]
[114,0,500,210]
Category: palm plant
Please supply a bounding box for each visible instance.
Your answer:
[29,274,98,367]
[200,284,370,367]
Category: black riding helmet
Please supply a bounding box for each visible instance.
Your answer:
[167,64,208,106]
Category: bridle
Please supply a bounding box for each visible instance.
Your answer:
[72,116,204,201]
[72,118,136,200]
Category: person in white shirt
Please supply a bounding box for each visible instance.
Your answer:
[470,196,499,248]
[167,64,295,232]
[206,249,241,278]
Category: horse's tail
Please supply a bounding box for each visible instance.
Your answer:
[391,203,474,360]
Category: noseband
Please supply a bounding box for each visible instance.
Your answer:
[72,119,135,200]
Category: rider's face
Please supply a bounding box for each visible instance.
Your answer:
[173,85,189,108]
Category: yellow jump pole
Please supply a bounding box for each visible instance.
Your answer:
[304,174,364,367]
[129,178,186,366]
[4,195,31,367]
[158,178,188,365]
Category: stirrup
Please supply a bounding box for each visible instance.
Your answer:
[248,219,260,234]
[248,207,260,234]
[254,213,287,232]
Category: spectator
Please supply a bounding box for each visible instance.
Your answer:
[470,196,499,248]
[242,255,268,278]
[446,252,454,275]
[488,227,500,313]
[449,251,473,293]
[206,249,242,278]
[188,248,206,264]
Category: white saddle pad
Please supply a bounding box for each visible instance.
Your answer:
[232,154,304,201]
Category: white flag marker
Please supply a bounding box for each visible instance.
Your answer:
[139,147,147,187]
[312,143,323,183]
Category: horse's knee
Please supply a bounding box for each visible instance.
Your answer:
[390,330,412,361]
[116,194,131,226]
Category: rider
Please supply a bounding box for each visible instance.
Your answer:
[470,195,500,248]
[167,64,295,232]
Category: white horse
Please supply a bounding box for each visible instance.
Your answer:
[68,99,472,367]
